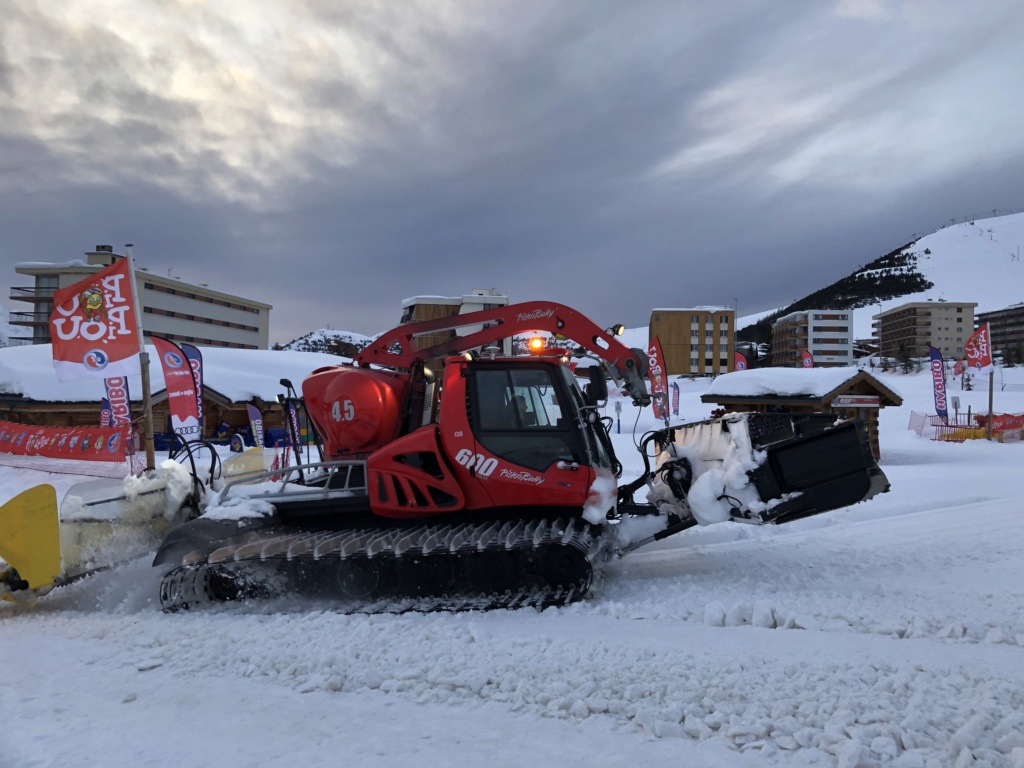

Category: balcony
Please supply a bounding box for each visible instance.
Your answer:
[10,286,55,301]
[9,311,51,326]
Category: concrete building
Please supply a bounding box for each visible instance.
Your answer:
[872,300,976,360]
[10,245,272,349]
[977,302,1024,362]
[399,289,510,352]
[770,310,854,368]
[649,307,735,376]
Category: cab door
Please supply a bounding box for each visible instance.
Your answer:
[439,361,594,514]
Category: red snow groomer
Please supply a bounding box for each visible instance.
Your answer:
[153,301,889,611]
[1,301,888,611]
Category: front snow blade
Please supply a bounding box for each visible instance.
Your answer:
[0,485,61,602]
[56,476,179,579]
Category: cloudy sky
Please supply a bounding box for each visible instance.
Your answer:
[2,0,1023,344]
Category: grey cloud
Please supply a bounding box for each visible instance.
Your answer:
[2,1,1023,344]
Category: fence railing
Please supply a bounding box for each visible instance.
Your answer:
[908,411,1023,442]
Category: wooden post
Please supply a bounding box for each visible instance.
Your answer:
[140,351,156,470]
[987,371,994,441]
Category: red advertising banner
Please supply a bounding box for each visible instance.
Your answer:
[0,420,129,462]
[49,257,142,382]
[647,337,669,421]
[734,351,748,371]
[152,337,201,440]
[800,349,814,368]
[964,324,993,373]
[982,413,1024,432]
[953,358,964,376]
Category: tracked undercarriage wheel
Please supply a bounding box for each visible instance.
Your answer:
[537,546,590,590]
[207,564,271,603]
[398,555,452,597]
[334,557,384,599]
[462,549,524,595]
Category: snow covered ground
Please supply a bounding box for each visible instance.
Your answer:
[2,366,1024,768]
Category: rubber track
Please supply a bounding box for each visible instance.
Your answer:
[159,517,610,613]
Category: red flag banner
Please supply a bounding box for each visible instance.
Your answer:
[964,324,993,373]
[152,337,201,441]
[800,349,814,368]
[0,420,129,463]
[734,351,748,371]
[953,358,964,376]
[49,257,142,382]
[647,337,669,421]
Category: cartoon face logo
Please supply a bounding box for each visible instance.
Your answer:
[163,351,184,369]
[84,349,109,372]
[80,286,105,321]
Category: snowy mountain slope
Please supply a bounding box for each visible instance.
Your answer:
[845,213,1024,339]
[285,213,1024,356]
[2,369,1024,767]
[732,212,1024,344]
[281,327,374,355]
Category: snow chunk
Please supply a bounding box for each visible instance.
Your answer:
[646,413,769,526]
[582,469,617,525]
[202,486,276,521]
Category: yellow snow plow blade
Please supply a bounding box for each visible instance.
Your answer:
[0,485,61,601]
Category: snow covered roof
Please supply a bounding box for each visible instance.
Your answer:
[14,259,91,269]
[0,344,347,403]
[703,367,902,403]
[651,306,732,313]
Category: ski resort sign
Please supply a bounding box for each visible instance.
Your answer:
[831,395,879,408]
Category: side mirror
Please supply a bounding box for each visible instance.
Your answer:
[586,366,608,405]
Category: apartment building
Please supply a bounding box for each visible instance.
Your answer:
[649,307,735,376]
[399,289,510,352]
[11,245,272,349]
[872,300,976,360]
[770,310,854,367]
[977,302,1024,359]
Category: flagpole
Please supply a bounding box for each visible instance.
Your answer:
[987,372,994,441]
[140,353,155,469]
[125,244,156,470]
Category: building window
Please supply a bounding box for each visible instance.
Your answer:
[705,330,713,338]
